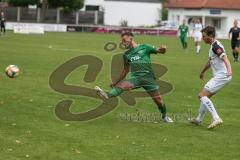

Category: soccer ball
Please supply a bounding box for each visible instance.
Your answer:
[5,65,20,78]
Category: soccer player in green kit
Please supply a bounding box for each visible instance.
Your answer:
[178,19,189,51]
[95,32,173,122]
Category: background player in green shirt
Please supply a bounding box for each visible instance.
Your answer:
[178,19,189,51]
[95,32,173,123]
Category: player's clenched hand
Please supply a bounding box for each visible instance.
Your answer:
[158,45,167,54]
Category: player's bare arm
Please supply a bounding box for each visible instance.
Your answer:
[200,60,210,80]
[222,55,232,76]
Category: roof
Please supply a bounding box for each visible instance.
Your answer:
[105,0,161,3]
[167,0,240,10]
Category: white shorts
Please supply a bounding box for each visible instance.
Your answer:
[204,76,232,93]
[194,35,202,42]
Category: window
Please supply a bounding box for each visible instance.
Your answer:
[210,9,221,15]
[86,5,100,11]
[172,14,175,21]
[212,19,221,29]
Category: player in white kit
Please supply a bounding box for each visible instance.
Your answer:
[190,26,232,129]
[193,19,203,54]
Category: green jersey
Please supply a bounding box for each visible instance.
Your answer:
[123,44,157,77]
[178,25,189,37]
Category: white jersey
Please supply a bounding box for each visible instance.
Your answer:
[209,40,228,78]
[193,23,203,37]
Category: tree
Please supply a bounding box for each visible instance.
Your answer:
[41,0,48,9]
[160,0,168,20]
[48,0,84,11]
[8,0,40,7]
[162,7,168,20]
[40,0,48,22]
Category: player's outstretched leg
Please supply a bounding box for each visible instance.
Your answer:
[199,89,223,129]
[189,102,207,125]
[207,117,223,129]
[148,91,173,123]
[202,96,223,129]
[95,81,134,100]
[95,86,109,100]
[190,89,223,129]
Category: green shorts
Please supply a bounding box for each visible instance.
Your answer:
[127,75,159,92]
[180,36,187,43]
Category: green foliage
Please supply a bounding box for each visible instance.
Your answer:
[120,20,128,27]
[8,0,39,6]
[48,0,84,11]
[162,7,168,20]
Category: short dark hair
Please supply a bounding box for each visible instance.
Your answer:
[201,26,216,37]
[121,32,134,37]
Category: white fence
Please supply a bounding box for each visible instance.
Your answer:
[1,7,104,25]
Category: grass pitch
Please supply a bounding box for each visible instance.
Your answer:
[0,32,239,160]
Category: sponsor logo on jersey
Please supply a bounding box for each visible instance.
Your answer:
[130,55,141,62]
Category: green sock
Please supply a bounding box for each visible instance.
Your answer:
[107,87,123,98]
[158,104,167,119]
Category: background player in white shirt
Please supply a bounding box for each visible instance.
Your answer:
[192,19,203,54]
[190,26,232,129]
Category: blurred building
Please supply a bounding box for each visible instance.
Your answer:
[167,0,240,38]
[83,0,162,27]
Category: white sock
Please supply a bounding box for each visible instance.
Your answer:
[196,102,207,122]
[196,45,201,53]
[200,96,219,121]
